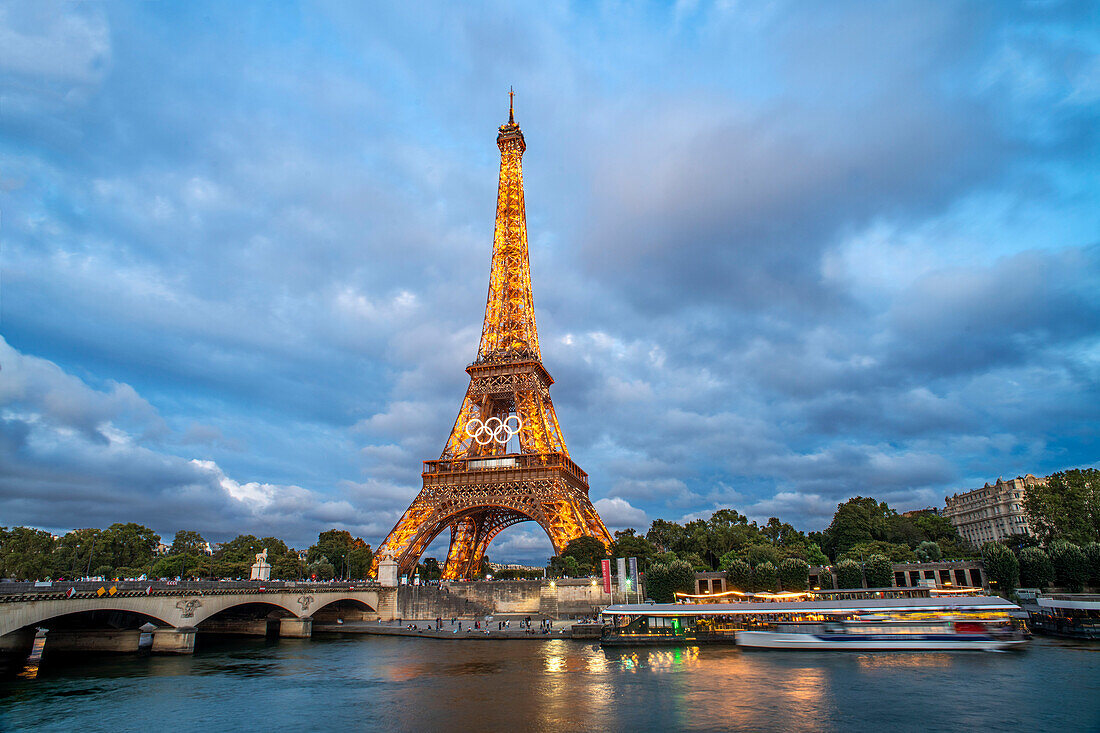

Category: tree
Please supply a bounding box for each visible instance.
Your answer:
[822,497,893,559]
[981,542,1019,595]
[1085,543,1100,586]
[612,530,657,567]
[724,559,751,591]
[838,541,916,564]
[913,513,962,543]
[0,527,58,580]
[51,528,102,579]
[215,535,264,563]
[778,558,809,591]
[741,544,782,568]
[752,561,778,592]
[347,546,374,580]
[272,554,306,581]
[835,559,863,589]
[803,543,829,566]
[916,541,943,562]
[1024,469,1100,545]
[561,536,607,575]
[547,555,581,578]
[644,559,695,603]
[762,517,804,547]
[170,530,208,555]
[864,554,893,588]
[308,530,356,579]
[99,523,159,571]
[419,557,442,581]
[1018,547,1053,589]
[1048,541,1089,592]
[645,519,686,554]
[309,560,336,581]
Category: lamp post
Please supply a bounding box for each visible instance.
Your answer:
[85,535,96,579]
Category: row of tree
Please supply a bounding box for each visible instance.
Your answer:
[0,525,374,582]
[981,540,1100,594]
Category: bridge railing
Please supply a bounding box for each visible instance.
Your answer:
[0,579,381,601]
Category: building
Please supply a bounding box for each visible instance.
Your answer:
[943,474,1044,546]
[155,543,171,556]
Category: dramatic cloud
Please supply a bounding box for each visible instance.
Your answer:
[1,1,1097,563]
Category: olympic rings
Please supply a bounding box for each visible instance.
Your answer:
[465,415,523,446]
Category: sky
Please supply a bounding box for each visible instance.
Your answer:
[1,1,1098,565]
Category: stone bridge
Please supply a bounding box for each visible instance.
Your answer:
[0,581,397,654]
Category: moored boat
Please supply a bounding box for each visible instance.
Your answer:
[600,593,1028,648]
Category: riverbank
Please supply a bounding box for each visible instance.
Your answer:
[315,618,598,640]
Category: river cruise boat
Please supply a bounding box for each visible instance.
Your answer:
[1025,593,1100,639]
[600,594,1026,649]
[735,618,1025,651]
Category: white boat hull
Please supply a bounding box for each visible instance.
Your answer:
[735,630,1026,651]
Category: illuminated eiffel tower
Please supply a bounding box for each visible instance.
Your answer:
[372,93,612,580]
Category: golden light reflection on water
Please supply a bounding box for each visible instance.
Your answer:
[855,653,954,669]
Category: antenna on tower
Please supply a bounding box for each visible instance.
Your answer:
[508,87,514,124]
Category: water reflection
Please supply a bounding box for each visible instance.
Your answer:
[3,637,1098,732]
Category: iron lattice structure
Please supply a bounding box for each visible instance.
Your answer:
[372,95,612,580]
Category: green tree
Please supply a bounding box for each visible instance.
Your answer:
[838,541,916,563]
[645,519,686,554]
[803,543,829,566]
[272,554,306,581]
[419,557,442,581]
[1048,541,1089,592]
[1024,469,1100,545]
[981,542,1019,595]
[547,555,581,578]
[724,558,751,591]
[309,560,336,581]
[778,558,809,591]
[612,530,657,568]
[835,559,863,589]
[0,527,58,580]
[822,497,893,559]
[741,544,782,567]
[347,546,374,580]
[864,554,893,588]
[170,530,208,555]
[752,561,778,592]
[645,559,695,603]
[913,513,963,543]
[51,528,102,579]
[308,530,357,579]
[1018,547,1053,589]
[215,535,264,563]
[1084,542,1100,586]
[99,523,160,571]
[561,536,608,575]
[916,541,943,562]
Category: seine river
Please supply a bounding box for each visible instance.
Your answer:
[1,635,1097,732]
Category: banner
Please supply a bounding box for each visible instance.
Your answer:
[617,557,628,594]
[600,559,612,595]
[629,557,639,599]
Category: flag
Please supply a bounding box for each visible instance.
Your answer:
[629,557,639,597]
[600,559,612,595]
[108,585,118,596]
[617,557,628,594]
[66,587,75,599]
[96,587,106,597]
[145,586,153,595]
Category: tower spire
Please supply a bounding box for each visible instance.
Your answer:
[509,86,514,124]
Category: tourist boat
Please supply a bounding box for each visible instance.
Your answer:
[600,593,1027,648]
[735,617,1027,651]
[1025,593,1100,639]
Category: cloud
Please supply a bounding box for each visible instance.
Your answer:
[1,1,1098,557]
[594,497,648,529]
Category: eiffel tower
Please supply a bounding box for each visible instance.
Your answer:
[372,93,612,580]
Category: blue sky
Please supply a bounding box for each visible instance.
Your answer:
[1,1,1098,564]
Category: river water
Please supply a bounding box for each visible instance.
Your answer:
[1,634,1097,732]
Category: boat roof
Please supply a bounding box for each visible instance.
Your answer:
[603,596,1019,616]
[1036,594,1100,610]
